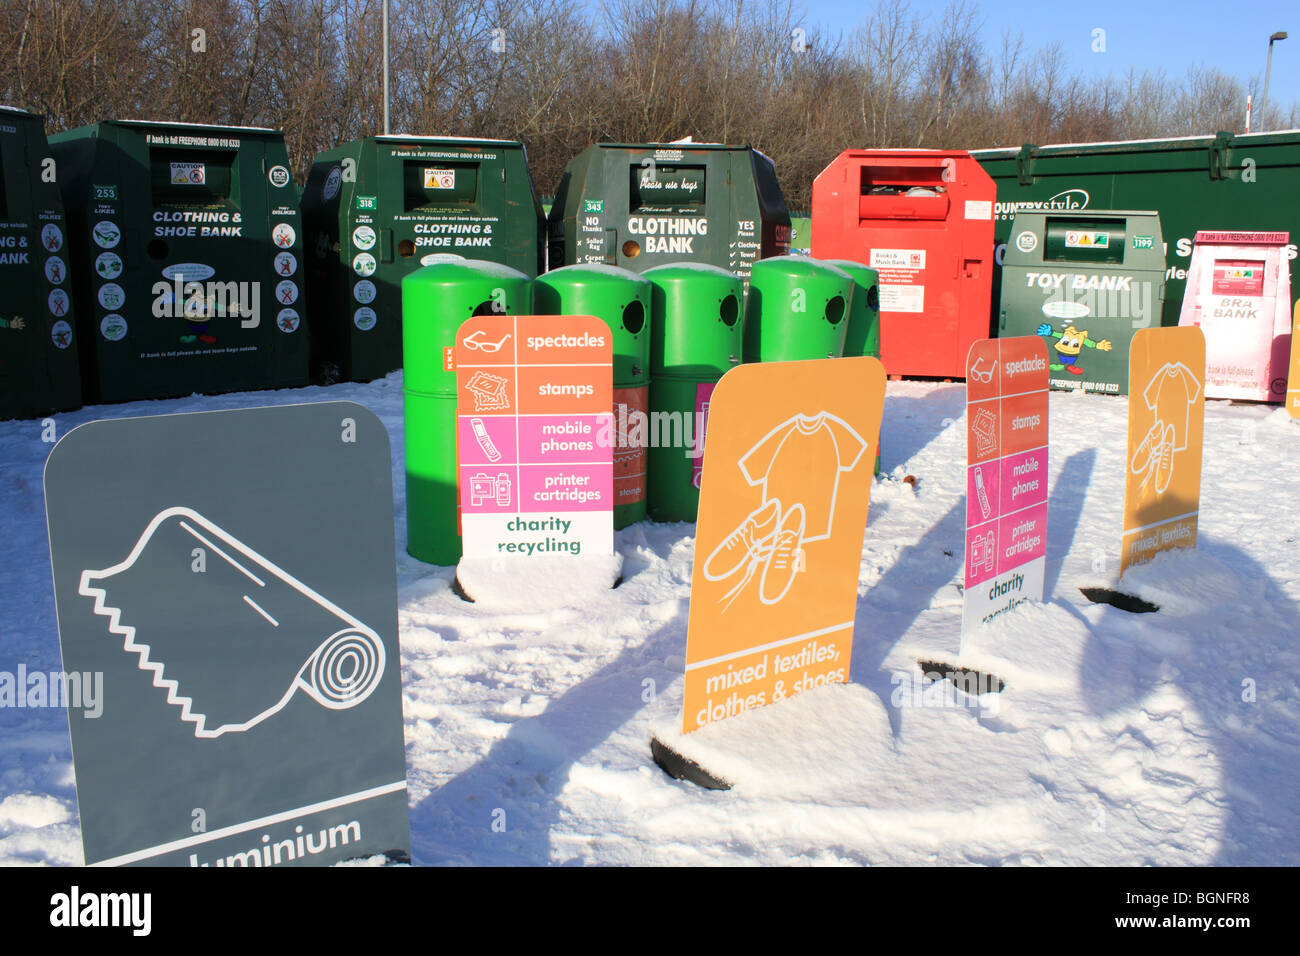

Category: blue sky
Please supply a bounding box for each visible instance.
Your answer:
[802,0,1297,109]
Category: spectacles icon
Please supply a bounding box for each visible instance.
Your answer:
[463,330,511,353]
[970,357,998,384]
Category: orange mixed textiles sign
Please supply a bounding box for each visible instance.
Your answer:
[455,314,614,559]
[682,357,886,733]
[1289,300,1300,418]
[1121,326,1206,573]
[963,337,1049,633]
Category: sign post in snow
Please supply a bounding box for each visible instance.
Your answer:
[1120,327,1206,573]
[962,336,1050,637]
[454,314,615,560]
[44,402,409,866]
[679,357,885,734]
[1288,299,1300,418]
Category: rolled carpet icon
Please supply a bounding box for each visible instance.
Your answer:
[78,507,386,738]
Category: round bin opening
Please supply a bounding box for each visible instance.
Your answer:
[397,239,416,258]
[867,285,880,313]
[825,294,845,326]
[622,300,646,335]
[621,240,641,259]
[719,293,739,327]
[147,239,169,260]
[471,299,501,317]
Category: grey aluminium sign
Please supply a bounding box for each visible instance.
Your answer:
[43,401,409,866]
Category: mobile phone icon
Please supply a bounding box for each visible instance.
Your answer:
[470,417,502,462]
[974,466,992,519]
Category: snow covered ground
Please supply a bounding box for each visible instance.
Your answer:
[2,372,1297,866]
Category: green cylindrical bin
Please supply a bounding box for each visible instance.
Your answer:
[644,263,743,522]
[533,264,653,529]
[824,260,881,360]
[825,258,884,474]
[403,258,533,396]
[742,256,853,363]
[401,258,532,565]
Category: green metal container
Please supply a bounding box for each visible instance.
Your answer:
[972,130,1300,330]
[49,119,309,403]
[302,136,545,383]
[824,258,883,472]
[644,263,743,522]
[823,259,881,360]
[999,209,1166,395]
[534,264,652,528]
[401,259,532,565]
[547,142,791,291]
[743,256,853,363]
[0,107,82,420]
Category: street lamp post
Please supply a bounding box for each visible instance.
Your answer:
[1260,31,1288,133]
[383,0,391,135]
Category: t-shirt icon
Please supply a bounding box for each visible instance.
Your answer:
[738,412,867,542]
[704,411,868,610]
[1143,362,1201,452]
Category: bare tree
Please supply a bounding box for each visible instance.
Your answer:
[3,0,1294,198]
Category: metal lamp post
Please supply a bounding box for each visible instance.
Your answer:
[1260,31,1288,133]
[383,0,391,135]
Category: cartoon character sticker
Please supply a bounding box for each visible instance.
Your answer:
[1037,322,1111,376]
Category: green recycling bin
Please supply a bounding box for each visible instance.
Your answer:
[547,142,791,291]
[824,259,883,472]
[534,264,652,529]
[0,107,82,420]
[302,136,545,384]
[402,259,532,565]
[743,256,853,363]
[1000,209,1166,395]
[643,263,743,522]
[49,119,309,403]
[823,260,881,361]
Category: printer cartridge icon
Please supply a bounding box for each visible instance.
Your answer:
[78,507,387,739]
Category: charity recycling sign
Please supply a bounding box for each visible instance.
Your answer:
[962,336,1050,635]
[44,402,409,866]
[455,314,615,559]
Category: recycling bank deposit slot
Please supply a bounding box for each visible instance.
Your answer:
[547,143,791,287]
[455,315,614,558]
[302,136,545,383]
[0,106,82,420]
[1000,209,1166,395]
[49,120,308,403]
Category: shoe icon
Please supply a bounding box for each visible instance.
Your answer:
[1153,423,1175,495]
[703,499,780,582]
[1129,420,1163,477]
[759,503,806,605]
